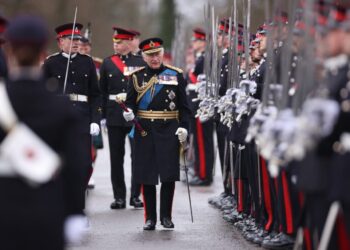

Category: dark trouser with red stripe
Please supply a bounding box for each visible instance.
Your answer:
[192,118,214,181]
[216,121,230,193]
[141,182,175,222]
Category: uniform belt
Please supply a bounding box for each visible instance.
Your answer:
[137,110,179,120]
[109,94,118,100]
[69,94,88,102]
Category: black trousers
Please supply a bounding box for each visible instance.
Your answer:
[141,182,175,222]
[81,133,92,209]
[107,125,140,200]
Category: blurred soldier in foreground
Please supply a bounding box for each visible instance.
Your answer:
[100,26,145,209]
[0,15,86,250]
[43,22,102,209]
[124,38,191,230]
[0,15,8,78]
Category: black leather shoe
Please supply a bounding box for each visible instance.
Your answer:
[110,198,126,209]
[161,218,175,229]
[143,220,156,231]
[130,197,144,208]
[261,232,295,249]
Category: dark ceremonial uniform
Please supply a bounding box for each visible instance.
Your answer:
[126,63,190,223]
[100,51,145,205]
[43,46,101,210]
[187,50,215,185]
[0,48,7,78]
[0,75,85,250]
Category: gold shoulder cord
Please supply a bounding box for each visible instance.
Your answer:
[133,74,158,103]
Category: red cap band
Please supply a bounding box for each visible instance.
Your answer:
[57,29,81,38]
[143,41,161,50]
[113,34,134,40]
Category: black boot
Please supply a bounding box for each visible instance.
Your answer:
[130,197,144,208]
[143,220,156,230]
[110,198,126,209]
[161,217,175,229]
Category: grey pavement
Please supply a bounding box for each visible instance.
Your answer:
[69,131,259,250]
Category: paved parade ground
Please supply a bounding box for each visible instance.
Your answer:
[70,131,257,250]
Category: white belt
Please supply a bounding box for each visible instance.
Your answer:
[69,94,88,102]
[109,94,118,101]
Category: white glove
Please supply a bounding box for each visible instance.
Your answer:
[175,127,188,143]
[116,93,127,102]
[64,215,89,246]
[90,123,100,136]
[100,119,106,128]
[123,108,135,122]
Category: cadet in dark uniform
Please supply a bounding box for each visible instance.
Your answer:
[124,38,191,230]
[0,16,8,78]
[100,27,146,209]
[43,22,101,209]
[187,28,215,186]
[0,15,86,250]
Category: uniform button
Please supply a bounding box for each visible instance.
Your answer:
[122,79,125,82]
[70,60,73,63]
[85,74,88,77]
[58,75,61,79]
[122,61,125,63]
[151,119,154,122]
[72,82,76,85]
[72,71,75,74]
[144,73,147,76]
[166,90,169,93]
[165,100,168,103]
[221,74,224,77]
[292,63,296,68]
[122,89,125,92]
[109,74,113,78]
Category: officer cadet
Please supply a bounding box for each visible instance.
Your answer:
[0,15,8,78]
[0,15,86,250]
[99,26,145,209]
[43,22,102,209]
[79,30,104,190]
[187,27,215,186]
[129,29,142,56]
[123,38,191,230]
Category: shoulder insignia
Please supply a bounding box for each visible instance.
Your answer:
[164,64,183,73]
[130,66,145,75]
[45,52,60,60]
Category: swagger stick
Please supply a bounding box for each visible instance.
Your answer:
[180,142,194,223]
[115,97,147,137]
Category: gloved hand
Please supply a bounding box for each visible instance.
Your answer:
[123,108,135,122]
[175,127,188,143]
[90,123,100,136]
[116,93,127,102]
[100,119,106,128]
[64,215,89,246]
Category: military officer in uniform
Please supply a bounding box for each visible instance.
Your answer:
[43,22,101,209]
[0,15,86,250]
[100,27,145,209]
[187,27,215,186]
[124,38,191,230]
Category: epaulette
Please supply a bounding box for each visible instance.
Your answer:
[45,52,60,60]
[164,64,183,73]
[92,56,103,64]
[130,66,145,75]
